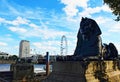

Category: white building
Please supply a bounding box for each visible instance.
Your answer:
[19,40,30,58]
[0,52,8,59]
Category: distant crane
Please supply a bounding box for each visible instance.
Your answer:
[60,35,68,56]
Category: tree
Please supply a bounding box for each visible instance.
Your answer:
[8,55,18,61]
[104,0,120,21]
[12,55,18,60]
[0,56,4,60]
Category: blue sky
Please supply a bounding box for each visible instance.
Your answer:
[0,0,120,56]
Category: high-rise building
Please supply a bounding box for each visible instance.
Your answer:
[19,40,30,58]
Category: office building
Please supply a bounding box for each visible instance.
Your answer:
[19,40,30,58]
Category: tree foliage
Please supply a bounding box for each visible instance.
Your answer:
[104,0,120,21]
[9,55,18,60]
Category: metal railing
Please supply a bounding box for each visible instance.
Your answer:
[0,77,9,82]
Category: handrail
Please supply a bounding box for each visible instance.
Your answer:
[0,77,8,82]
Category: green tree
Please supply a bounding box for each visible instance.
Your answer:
[12,55,18,60]
[104,0,120,21]
[8,55,18,60]
[0,56,4,60]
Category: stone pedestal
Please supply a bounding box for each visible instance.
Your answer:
[10,63,34,80]
[42,60,120,82]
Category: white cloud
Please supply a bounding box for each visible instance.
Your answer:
[0,45,19,55]
[8,24,68,40]
[33,28,66,39]
[32,42,42,49]
[41,29,67,39]
[0,17,10,24]
[32,41,59,55]
[1,15,68,39]
[60,0,89,17]
[0,17,5,22]
[95,16,111,24]
[0,16,30,26]
[62,5,79,17]
[0,42,7,46]
[5,34,12,37]
[0,37,14,43]
[11,16,30,25]
[29,23,39,29]
[61,0,88,8]
[94,16,120,34]
[9,27,27,33]
[102,4,112,12]
[60,0,112,19]
[78,4,112,17]
[108,23,120,32]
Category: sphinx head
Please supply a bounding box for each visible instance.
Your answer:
[80,17,102,40]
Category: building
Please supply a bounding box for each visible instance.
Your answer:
[0,52,9,59]
[19,40,30,58]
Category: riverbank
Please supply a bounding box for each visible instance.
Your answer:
[0,60,15,64]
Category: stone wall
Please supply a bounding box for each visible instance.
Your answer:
[10,63,34,81]
[42,60,120,82]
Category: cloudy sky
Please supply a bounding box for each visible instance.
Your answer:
[0,0,120,56]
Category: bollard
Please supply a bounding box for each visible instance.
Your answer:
[46,52,50,76]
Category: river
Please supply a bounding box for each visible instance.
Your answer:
[0,64,46,73]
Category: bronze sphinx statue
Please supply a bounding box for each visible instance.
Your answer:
[74,17,118,60]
